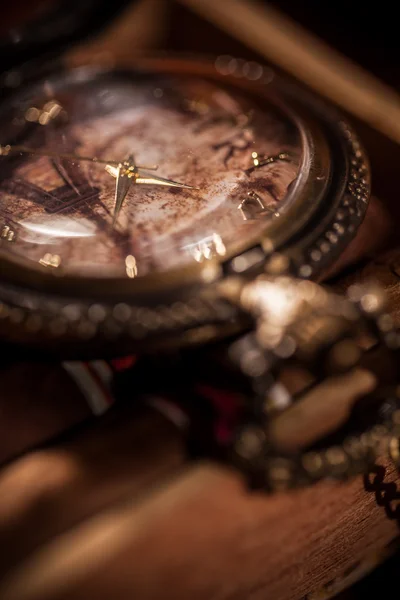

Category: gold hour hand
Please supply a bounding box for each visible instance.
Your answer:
[111,161,134,227]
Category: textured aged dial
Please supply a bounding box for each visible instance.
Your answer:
[0,69,302,277]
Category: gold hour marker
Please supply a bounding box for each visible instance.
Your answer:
[1,225,15,242]
[125,255,138,278]
[25,100,64,125]
[238,191,274,221]
[245,152,291,174]
[39,253,61,268]
[186,233,226,262]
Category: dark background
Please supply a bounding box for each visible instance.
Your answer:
[1,0,398,85]
[169,0,399,86]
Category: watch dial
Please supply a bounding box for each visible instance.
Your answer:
[0,67,302,278]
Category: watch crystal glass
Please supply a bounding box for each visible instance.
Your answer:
[0,68,303,278]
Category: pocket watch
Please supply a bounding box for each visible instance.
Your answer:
[0,47,371,356]
[0,1,398,489]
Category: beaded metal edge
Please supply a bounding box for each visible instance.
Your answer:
[293,121,370,279]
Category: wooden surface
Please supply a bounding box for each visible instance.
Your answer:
[0,395,399,600]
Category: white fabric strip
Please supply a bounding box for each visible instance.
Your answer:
[63,361,188,430]
[89,360,113,386]
[146,396,189,431]
[62,361,114,416]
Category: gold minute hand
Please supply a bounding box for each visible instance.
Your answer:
[135,171,197,188]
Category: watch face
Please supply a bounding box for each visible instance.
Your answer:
[0,65,303,278]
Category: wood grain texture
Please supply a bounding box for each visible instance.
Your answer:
[0,406,185,578]
[0,456,399,600]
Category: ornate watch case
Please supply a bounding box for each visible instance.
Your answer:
[0,0,373,359]
[0,52,370,357]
